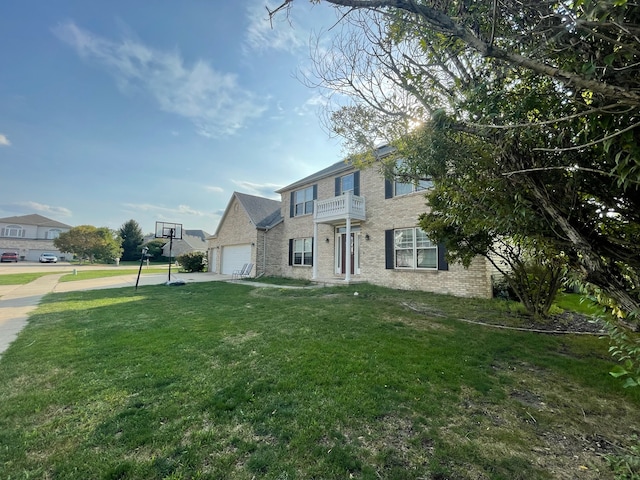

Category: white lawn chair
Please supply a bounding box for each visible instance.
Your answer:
[232,263,249,280]
[239,263,253,279]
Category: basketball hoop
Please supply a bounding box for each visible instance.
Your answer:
[155,221,184,284]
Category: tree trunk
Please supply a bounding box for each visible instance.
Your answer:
[525,178,640,319]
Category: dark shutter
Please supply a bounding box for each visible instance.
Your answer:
[385,229,394,269]
[354,171,360,196]
[290,192,295,217]
[335,177,341,196]
[311,184,318,214]
[288,239,293,265]
[384,178,393,199]
[437,243,449,271]
[310,238,314,266]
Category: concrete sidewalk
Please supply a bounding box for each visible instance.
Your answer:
[0,272,230,357]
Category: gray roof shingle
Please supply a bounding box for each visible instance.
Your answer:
[0,214,72,229]
[234,192,282,229]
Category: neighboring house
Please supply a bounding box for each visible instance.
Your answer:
[0,214,73,261]
[209,150,494,298]
[161,229,210,259]
[208,192,283,275]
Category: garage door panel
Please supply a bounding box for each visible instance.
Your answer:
[221,245,251,275]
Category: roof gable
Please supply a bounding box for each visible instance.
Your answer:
[235,193,282,227]
[213,192,282,236]
[0,214,72,229]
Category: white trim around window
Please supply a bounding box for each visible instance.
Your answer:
[393,227,438,269]
[1,225,25,238]
[294,187,314,216]
[292,238,313,266]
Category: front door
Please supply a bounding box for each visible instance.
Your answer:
[337,231,359,275]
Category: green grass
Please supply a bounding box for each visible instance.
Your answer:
[555,292,602,316]
[0,283,638,479]
[0,272,64,285]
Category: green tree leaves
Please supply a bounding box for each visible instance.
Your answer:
[53,225,123,264]
[119,219,144,261]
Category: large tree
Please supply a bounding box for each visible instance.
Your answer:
[273,0,640,322]
[54,225,123,264]
[119,219,144,261]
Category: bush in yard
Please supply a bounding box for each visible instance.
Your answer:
[177,252,207,273]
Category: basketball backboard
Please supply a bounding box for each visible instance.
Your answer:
[155,221,183,240]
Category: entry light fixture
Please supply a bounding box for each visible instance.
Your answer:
[365,234,370,241]
[325,238,330,243]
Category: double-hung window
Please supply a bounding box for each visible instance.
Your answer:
[293,186,314,216]
[386,159,433,198]
[341,173,354,194]
[394,177,433,196]
[335,171,360,196]
[393,228,438,269]
[291,238,313,266]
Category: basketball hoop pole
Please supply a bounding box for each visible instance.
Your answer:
[155,222,182,284]
[167,228,174,283]
[135,246,149,291]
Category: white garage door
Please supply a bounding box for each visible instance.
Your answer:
[221,244,251,275]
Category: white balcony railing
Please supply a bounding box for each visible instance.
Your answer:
[314,191,366,223]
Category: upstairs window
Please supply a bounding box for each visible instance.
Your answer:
[46,229,62,239]
[394,177,433,196]
[290,186,316,217]
[1,225,25,238]
[385,159,433,198]
[341,174,354,193]
[334,171,360,196]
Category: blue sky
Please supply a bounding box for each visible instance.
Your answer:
[0,1,345,235]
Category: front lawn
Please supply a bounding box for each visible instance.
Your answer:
[0,282,638,479]
[0,272,62,285]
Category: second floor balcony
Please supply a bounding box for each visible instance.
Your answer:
[314,191,366,223]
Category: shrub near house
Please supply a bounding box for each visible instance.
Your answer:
[178,252,207,272]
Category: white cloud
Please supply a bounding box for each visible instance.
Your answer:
[294,92,329,117]
[0,134,10,146]
[231,180,282,198]
[53,21,267,137]
[1,201,72,217]
[243,0,309,54]
[122,202,213,219]
[205,185,225,193]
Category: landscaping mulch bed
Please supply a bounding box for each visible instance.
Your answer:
[523,311,606,335]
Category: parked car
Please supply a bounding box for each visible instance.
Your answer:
[1,252,19,262]
[39,253,58,263]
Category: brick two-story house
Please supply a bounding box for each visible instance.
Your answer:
[208,154,494,298]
